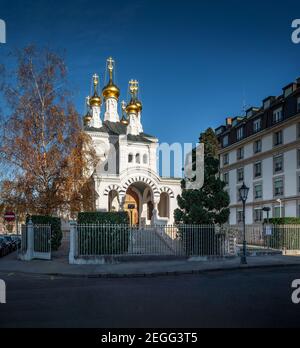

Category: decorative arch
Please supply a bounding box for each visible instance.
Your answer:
[120,176,160,199]
[103,184,123,197]
[160,187,175,199]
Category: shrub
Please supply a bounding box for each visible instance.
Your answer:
[77,212,130,255]
[26,215,62,251]
[264,217,300,225]
[78,211,129,224]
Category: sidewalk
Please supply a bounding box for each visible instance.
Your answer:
[1,251,300,278]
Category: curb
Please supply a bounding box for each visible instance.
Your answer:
[1,262,300,279]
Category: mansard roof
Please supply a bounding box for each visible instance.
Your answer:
[84,121,157,143]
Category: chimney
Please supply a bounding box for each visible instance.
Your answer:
[226,117,233,126]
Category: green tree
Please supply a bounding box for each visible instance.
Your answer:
[174,128,230,225]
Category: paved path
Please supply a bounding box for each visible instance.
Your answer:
[1,266,300,328]
[1,250,300,277]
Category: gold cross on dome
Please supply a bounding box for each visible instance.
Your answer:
[129,79,135,93]
[129,79,139,93]
[107,57,114,71]
[93,74,99,86]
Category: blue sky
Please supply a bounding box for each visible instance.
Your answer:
[1,0,300,146]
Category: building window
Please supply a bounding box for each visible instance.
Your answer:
[128,154,133,163]
[273,130,283,146]
[254,139,262,154]
[298,149,300,168]
[143,154,148,164]
[237,127,244,141]
[273,206,284,218]
[298,123,300,138]
[297,97,300,113]
[254,183,263,199]
[237,168,244,183]
[136,153,140,164]
[237,210,243,224]
[223,153,229,166]
[237,147,244,160]
[253,118,262,133]
[274,177,284,197]
[273,107,283,123]
[273,154,284,173]
[223,172,229,185]
[254,162,262,178]
[223,135,229,147]
[298,174,300,194]
[254,208,263,223]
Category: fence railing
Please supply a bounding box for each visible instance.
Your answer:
[69,223,234,263]
[229,224,300,251]
[19,222,51,261]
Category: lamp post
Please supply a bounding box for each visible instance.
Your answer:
[262,207,271,224]
[276,199,282,218]
[239,182,249,265]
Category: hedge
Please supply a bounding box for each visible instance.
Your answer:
[77,212,130,255]
[78,211,129,224]
[26,215,62,251]
[264,217,300,225]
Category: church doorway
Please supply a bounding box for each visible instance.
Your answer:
[124,182,154,227]
[124,188,140,226]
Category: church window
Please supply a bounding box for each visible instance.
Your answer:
[128,154,133,163]
[143,154,148,164]
[136,153,140,164]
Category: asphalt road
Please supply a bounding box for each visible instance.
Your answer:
[1,266,300,328]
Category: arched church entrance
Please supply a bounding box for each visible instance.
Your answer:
[124,188,140,226]
[124,182,155,227]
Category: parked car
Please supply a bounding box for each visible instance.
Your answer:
[11,236,21,249]
[0,237,9,257]
[3,236,15,252]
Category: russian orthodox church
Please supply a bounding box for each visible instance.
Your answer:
[83,58,181,226]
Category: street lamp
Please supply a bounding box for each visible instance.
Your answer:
[239,182,249,265]
[276,199,282,218]
[262,207,271,224]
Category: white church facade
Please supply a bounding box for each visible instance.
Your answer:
[83,58,182,226]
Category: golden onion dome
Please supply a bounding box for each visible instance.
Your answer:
[83,111,92,126]
[121,115,129,126]
[102,82,120,100]
[126,100,139,115]
[89,92,102,107]
[135,99,142,113]
[102,57,120,100]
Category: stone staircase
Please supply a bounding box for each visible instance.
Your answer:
[128,228,178,255]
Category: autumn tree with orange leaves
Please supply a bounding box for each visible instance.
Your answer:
[0,46,97,218]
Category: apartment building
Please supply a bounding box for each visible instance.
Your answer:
[216,79,300,225]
